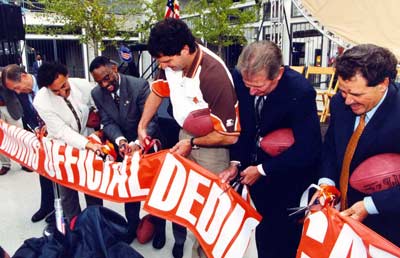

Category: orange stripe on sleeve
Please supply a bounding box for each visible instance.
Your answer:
[151,80,170,97]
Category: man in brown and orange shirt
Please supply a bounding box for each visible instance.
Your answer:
[138,18,240,258]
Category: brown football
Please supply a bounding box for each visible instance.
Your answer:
[260,128,295,157]
[350,153,400,194]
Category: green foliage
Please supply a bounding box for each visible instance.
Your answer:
[186,0,258,56]
[133,0,167,42]
[34,0,143,53]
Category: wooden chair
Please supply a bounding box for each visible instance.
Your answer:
[304,66,336,123]
[290,66,305,75]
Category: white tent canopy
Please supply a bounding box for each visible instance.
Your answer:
[299,0,400,60]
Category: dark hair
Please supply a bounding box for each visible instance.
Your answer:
[37,62,68,88]
[0,246,6,258]
[89,56,114,72]
[336,44,398,86]
[237,40,283,80]
[1,64,26,87]
[147,18,197,58]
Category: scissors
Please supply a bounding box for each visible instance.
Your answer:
[220,175,243,196]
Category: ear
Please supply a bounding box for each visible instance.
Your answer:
[377,77,389,92]
[275,66,284,81]
[180,45,190,56]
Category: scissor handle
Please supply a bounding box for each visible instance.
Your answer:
[142,136,162,154]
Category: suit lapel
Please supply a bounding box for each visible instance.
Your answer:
[353,85,396,164]
[118,74,130,121]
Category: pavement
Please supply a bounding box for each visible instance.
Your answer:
[0,161,197,258]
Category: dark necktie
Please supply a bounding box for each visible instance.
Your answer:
[255,96,265,126]
[339,114,366,210]
[64,98,82,132]
[113,93,120,109]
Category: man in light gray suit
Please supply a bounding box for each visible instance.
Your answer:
[89,56,161,245]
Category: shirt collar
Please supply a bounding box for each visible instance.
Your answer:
[31,74,39,94]
[365,88,388,123]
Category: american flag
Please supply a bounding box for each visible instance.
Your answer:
[164,0,180,19]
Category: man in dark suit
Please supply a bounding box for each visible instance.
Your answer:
[220,41,322,258]
[32,53,42,77]
[89,56,160,244]
[319,44,400,246]
[0,69,23,175]
[1,64,55,224]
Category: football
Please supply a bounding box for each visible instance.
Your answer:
[136,214,155,244]
[350,153,400,194]
[260,128,295,157]
[182,108,214,137]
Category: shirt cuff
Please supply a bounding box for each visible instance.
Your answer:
[257,164,266,176]
[115,136,127,146]
[364,196,379,215]
[318,177,335,186]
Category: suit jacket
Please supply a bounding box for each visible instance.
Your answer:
[231,67,322,205]
[91,73,159,144]
[0,86,23,120]
[33,78,94,149]
[321,83,400,244]
[32,61,40,76]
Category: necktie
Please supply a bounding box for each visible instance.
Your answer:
[255,96,265,125]
[64,98,82,132]
[339,114,366,210]
[113,93,120,109]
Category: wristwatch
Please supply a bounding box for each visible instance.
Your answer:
[190,137,199,149]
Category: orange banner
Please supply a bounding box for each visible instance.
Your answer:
[0,121,261,258]
[297,206,400,257]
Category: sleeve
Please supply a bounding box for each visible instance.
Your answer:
[371,186,400,214]
[200,63,240,135]
[151,70,170,98]
[319,97,340,184]
[33,95,89,150]
[261,89,322,176]
[136,79,159,138]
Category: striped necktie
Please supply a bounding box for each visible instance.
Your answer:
[339,114,366,210]
[64,98,82,132]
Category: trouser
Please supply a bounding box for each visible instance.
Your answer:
[179,129,230,258]
[59,184,103,221]
[39,175,55,211]
[124,201,141,230]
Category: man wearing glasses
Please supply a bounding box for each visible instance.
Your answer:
[89,56,161,244]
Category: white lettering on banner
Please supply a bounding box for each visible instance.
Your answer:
[211,205,245,258]
[64,145,79,183]
[329,224,367,258]
[127,152,150,197]
[43,140,56,177]
[224,217,259,258]
[196,183,230,244]
[176,171,210,225]
[148,154,258,258]
[305,211,328,243]
[52,140,66,180]
[106,162,128,197]
[300,211,398,257]
[85,151,102,191]
[0,123,40,170]
[148,154,187,210]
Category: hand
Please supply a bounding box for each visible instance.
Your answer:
[340,200,368,222]
[85,142,104,156]
[119,140,133,158]
[170,139,192,157]
[137,127,148,145]
[240,166,262,186]
[219,164,239,183]
[308,183,329,206]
